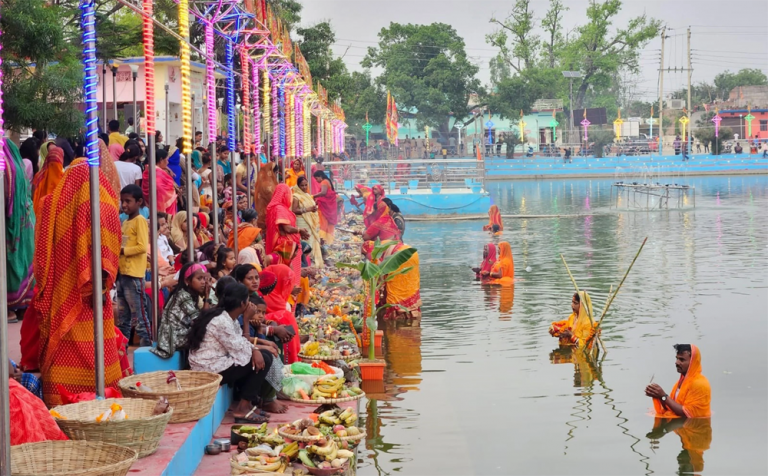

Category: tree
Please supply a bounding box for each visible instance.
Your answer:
[487,0,539,73]
[694,127,733,155]
[489,55,511,88]
[540,0,568,69]
[296,21,351,103]
[338,71,386,137]
[713,69,768,100]
[564,0,661,109]
[487,76,541,120]
[588,129,615,158]
[2,0,84,137]
[268,0,302,32]
[363,22,480,134]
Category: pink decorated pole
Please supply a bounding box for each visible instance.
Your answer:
[712,112,722,138]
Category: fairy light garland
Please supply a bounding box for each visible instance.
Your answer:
[240,49,251,156]
[287,91,295,158]
[278,82,286,158]
[178,0,192,154]
[271,78,278,157]
[252,59,260,155]
[142,0,155,136]
[0,2,5,170]
[303,100,310,157]
[295,95,303,157]
[225,41,235,151]
[204,22,216,144]
[80,0,99,165]
[263,70,270,140]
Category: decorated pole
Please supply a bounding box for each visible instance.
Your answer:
[744,105,755,139]
[362,113,372,146]
[679,115,689,143]
[0,0,11,471]
[549,110,559,144]
[80,0,106,399]
[225,40,238,256]
[712,108,722,155]
[142,0,160,335]
[204,21,219,245]
[178,0,195,262]
[580,108,591,143]
[613,107,624,141]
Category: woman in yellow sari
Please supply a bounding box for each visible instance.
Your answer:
[363,240,421,320]
[489,241,514,285]
[549,291,599,351]
[292,176,323,266]
[284,158,305,188]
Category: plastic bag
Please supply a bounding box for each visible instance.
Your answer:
[290,362,324,375]
[281,377,311,399]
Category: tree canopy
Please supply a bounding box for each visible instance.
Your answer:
[363,22,480,133]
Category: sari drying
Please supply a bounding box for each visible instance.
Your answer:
[315,179,338,245]
[653,345,711,418]
[35,160,124,406]
[266,184,301,286]
[263,264,300,364]
[490,241,514,286]
[292,184,324,266]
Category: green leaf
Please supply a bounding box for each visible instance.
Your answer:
[336,262,364,272]
[360,261,381,282]
[383,267,413,282]
[378,248,416,275]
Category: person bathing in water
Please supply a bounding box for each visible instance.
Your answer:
[471,243,497,282]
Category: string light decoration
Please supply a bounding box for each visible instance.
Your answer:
[241,49,251,156]
[317,116,323,154]
[581,109,591,142]
[271,77,278,157]
[295,95,303,157]
[304,99,311,157]
[142,0,155,136]
[263,70,270,139]
[252,59,260,155]
[613,107,624,141]
[178,0,193,154]
[0,1,5,170]
[287,91,295,157]
[204,22,216,144]
[80,0,99,165]
[225,41,235,151]
[278,81,286,158]
[712,108,722,138]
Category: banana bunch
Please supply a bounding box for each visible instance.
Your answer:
[312,376,345,400]
[318,410,342,426]
[302,341,320,357]
[279,441,299,460]
[246,455,288,473]
[307,438,339,462]
[338,408,357,426]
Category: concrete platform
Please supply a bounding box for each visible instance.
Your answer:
[342,187,492,217]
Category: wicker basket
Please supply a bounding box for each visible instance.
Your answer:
[11,441,137,476]
[277,428,322,442]
[118,371,222,423]
[299,352,361,362]
[51,398,173,458]
[288,391,365,405]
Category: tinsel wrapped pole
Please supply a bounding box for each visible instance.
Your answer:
[0,1,10,470]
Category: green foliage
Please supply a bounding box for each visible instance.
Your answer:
[337,240,417,360]
[268,0,303,31]
[339,72,386,137]
[588,129,615,158]
[296,21,351,103]
[713,69,768,100]
[694,127,734,155]
[503,133,522,158]
[487,0,539,73]
[487,75,540,120]
[363,22,480,133]
[1,0,83,136]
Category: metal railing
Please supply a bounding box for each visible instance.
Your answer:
[322,158,485,191]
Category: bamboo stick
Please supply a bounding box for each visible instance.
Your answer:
[560,253,594,324]
[596,237,648,328]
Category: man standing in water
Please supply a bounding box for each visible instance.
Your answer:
[646,344,711,418]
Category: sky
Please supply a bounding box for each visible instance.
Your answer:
[299,0,768,103]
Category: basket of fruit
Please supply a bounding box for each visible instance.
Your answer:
[288,376,365,404]
[299,341,360,362]
[282,361,344,387]
[295,439,355,475]
[316,408,366,444]
[229,435,297,474]
[277,418,323,442]
[50,398,173,458]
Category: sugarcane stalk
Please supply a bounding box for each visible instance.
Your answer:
[596,237,648,328]
[560,253,593,325]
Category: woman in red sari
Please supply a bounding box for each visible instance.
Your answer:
[262,264,300,364]
[265,184,307,287]
[142,148,177,215]
[311,170,338,245]
[482,205,503,234]
[350,184,375,226]
[471,243,497,282]
[362,197,402,242]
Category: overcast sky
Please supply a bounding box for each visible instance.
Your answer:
[299,0,768,102]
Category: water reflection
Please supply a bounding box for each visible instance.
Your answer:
[647,418,713,475]
[482,284,515,320]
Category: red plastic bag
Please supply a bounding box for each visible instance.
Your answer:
[10,379,68,446]
[57,384,122,405]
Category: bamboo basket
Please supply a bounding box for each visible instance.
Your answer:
[118,371,222,423]
[11,441,137,476]
[288,392,365,405]
[298,352,361,362]
[277,428,322,442]
[51,398,173,458]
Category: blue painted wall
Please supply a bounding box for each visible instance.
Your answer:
[343,191,491,217]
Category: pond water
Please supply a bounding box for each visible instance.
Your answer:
[357,175,768,475]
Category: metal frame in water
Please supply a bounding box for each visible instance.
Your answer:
[610,182,696,210]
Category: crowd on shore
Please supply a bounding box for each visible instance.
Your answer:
[3,119,422,445]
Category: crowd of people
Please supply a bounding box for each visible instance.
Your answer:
[4,119,422,431]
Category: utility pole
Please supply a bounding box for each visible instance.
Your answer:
[687,27,692,153]
[658,27,666,155]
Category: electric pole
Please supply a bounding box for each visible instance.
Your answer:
[687,27,693,152]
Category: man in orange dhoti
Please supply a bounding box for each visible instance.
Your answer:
[646,344,711,418]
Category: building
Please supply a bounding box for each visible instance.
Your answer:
[718,108,768,142]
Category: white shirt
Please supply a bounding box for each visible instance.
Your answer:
[157,235,174,262]
[114,161,142,189]
[189,311,253,374]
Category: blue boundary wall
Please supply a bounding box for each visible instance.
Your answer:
[483,154,767,178]
[341,190,491,217]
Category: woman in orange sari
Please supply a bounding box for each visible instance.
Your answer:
[142,148,177,215]
[262,264,300,364]
[35,159,125,406]
[549,291,598,351]
[362,197,401,242]
[228,209,262,259]
[362,241,421,320]
[266,184,307,287]
[482,204,503,234]
[311,170,338,245]
[350,184,376,226]
[284,158,305,188]
[489,241,514,285]
[31,145,64,217]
